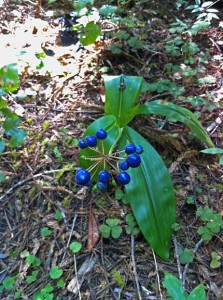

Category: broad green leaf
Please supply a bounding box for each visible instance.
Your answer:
[137,100,214,148]
[0,63,19,92]
[163,272,187,300]
[104,75,143,126]
[188,283,206,300]
[80,21,100,46]
[119,127,175,260]
[201,148,223,154]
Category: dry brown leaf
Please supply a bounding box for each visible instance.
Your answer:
[87,206,100,251]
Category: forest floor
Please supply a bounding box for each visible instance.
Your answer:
[0,0,223,299]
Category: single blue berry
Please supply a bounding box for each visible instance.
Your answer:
[136,145,143,154]
[116,172,130,185]
[125,144,136,154]
[119,160,129,171]
[97,181,107,191]
[96,129,107,140]
[75,169,91,185]
[126,154,141,168]
[98,170,110,183]
[78,139,88,149]
[86,135,97,147]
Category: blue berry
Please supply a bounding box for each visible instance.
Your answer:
[119,160,129,171]
[75,169,91,185]
[98,170,110,183]
[97,181,107,191]
[116,172,130,185]
[96,129,107,140]
[126,154,141,168]
[78,139,88,149]
[125,144,136,154]
[86,135,97,147]
[136,145,143,154]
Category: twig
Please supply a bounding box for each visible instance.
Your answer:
[131,234,142,300]
[173,236,183,284]
[73,253,82,300]
[152,249,163,299]
[61,214,78,262]
[182,239,203,289]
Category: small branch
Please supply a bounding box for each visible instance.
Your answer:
[182,239,203,289]
[131,234,142,300]
[173,236,183,284]
[152,249,163,299]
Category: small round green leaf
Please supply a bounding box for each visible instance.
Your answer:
[50,266,63,279]
[69,242,82,254]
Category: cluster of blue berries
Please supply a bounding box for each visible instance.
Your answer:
[75,129,143,191]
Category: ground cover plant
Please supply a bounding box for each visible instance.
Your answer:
[0,0,223,299]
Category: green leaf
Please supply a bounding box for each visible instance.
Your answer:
[111,226,122,238]
[100,224,111,238]
[54,211,63,220]
[106,218,120,227]
[104,75,143,126]
[99,5,117,17]
[120,127,175,260]
[3,277,15,291]
[137,100,214,148]
[188,283,206,300]
[50,266,63,279]
[9,129,27,147]
[74,0,94,11]
[200,148,223,154]
[0,98,7,109]
[163,272,187,300]
[115,189,125,200]
[80,21,100,46]
[26,255,41,267]
[0,139,6,154]
[41,283,54,293]
[207,221,220,233]
[0,171,6,182]
[41,227,52,237]
[26,270,38,283]
[0,63,19,92]
[3,118,27,147]
[57,279,65,288]
[179,248,194,264]
[69,242,82,253]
